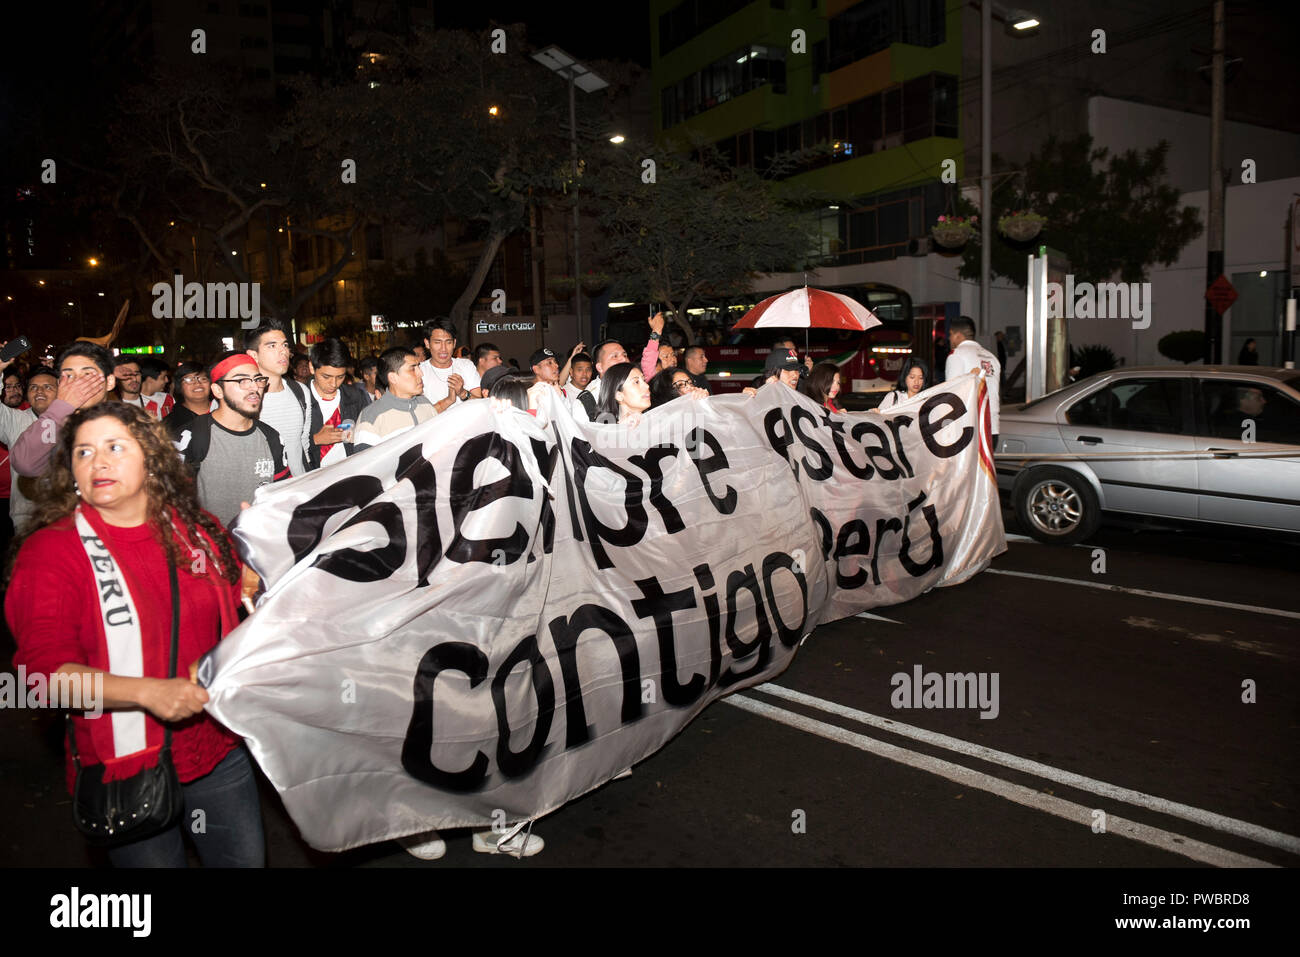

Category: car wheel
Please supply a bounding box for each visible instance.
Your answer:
[1014,467,1101,545]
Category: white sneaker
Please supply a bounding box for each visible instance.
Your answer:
[398,829,446,860]
[472,823,544,858]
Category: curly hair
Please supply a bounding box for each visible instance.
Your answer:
[9,402,240,584]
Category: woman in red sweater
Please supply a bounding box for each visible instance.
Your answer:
[5,402,264,867]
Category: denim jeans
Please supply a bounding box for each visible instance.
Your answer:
[106,745,265,868]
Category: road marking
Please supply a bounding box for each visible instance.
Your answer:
[750,682,1300,857]
[726,694,1277,868]
[984,567,1300,621]
[1005,533,1085,547]
[855,612,903,624]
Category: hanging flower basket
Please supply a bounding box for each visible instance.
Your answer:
[547,275,576,298]
[580,271,611,296]
[997,210,1045,242]
[931,215,977,249]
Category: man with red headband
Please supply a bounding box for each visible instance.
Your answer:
[174,353,290,526]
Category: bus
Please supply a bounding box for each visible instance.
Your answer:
[600,282,915,408]
[697,283,914,406]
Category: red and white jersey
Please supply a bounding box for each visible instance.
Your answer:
[945,340,1000,434]
[142,392,174,421]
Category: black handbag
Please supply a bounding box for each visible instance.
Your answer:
[70,558,185,848]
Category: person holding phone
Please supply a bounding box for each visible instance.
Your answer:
[305,338,367,471]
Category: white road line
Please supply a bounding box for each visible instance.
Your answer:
[984,567,1300,621]
[1004,533,1085,547]
[752,682,1300,857]
[725,694,1277,868]
[855,612,903,624]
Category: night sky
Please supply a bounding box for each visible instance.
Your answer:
[436,1,652,66]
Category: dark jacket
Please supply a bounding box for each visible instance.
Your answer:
[307,382,369,469]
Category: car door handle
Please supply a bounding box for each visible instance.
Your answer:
[1206,447,1238,459]
[1075,435,1104,444]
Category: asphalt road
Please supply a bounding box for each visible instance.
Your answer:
[3,506,1297,868]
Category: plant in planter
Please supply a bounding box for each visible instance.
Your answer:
[932,214,977,249]
[580,271,611,296]
[547,275,576,298]
[997,209,1046,242]
[1069,343,1118,379]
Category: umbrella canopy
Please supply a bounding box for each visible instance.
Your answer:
[732,287,881,332]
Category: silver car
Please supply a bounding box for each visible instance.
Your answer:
[995,366,1300,544]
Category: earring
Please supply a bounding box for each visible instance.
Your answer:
[73,483,81,497]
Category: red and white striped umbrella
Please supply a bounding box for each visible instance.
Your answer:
[732,287,881,332]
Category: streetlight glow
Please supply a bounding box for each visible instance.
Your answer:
[88,257,99,266]
[488,105,499,116]
[1012,17,1039,30]
[609,134,625,144]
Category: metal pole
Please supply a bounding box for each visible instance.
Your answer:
[1205,0,1225,364]
[569,71,582,333]
[980,0,992,335]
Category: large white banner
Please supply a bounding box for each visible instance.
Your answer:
[200,376,1004,851]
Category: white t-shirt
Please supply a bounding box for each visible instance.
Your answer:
[259,381,311,476]
[310,382,347,468]
[945,339,1001,434]
[420,358,480,405]
[877,390,905,411]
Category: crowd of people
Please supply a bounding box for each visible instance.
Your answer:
[0,310,1000,868]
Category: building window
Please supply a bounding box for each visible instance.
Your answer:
[658,0,753,58]
[660,43,786,129]
[827,0,945,72]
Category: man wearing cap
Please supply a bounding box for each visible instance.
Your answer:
[764,348,803,389]
[175,353,290,526]
[530,348,561,389]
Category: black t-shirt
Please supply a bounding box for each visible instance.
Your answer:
[165,404,205,440]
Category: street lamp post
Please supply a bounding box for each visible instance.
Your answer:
[531,45,607,339]
[978,6,1040,335]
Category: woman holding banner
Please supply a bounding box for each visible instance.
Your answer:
[597,363,653,425]
[802,363,844,413]
[5,402,264,867]
[876,358,931,412]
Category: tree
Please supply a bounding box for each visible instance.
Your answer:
[285,25,577,330]
[957,134,1202,287]
[366,249,467,329]
[84,66,363,347]
[585,140,824,344]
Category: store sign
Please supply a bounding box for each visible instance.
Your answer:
[475,320,537,334]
